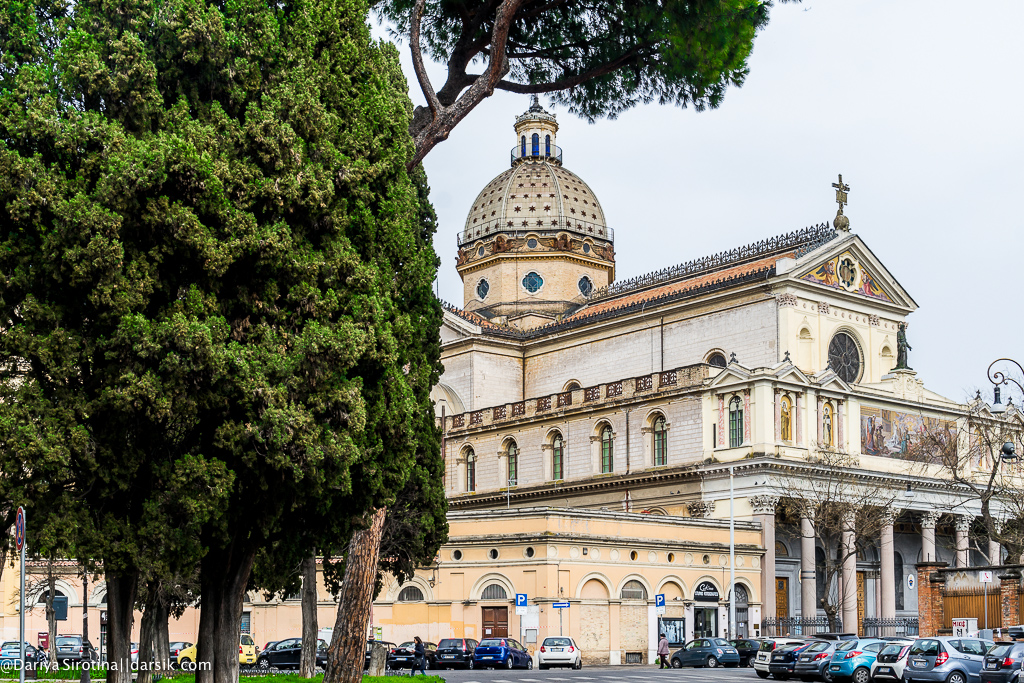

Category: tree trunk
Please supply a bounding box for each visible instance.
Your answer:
[153,592,171,671]
[46,568,57,673]
[323,508,387,683]
[137,594,156,683]
[198,540,258,683]
[299,556,318,678]
[197,567,215,683]
[105,573,139,683]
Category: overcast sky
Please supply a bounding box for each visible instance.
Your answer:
[379,0,1024,403]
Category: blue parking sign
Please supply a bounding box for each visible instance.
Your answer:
[655,594,665,608]
[516,593,527,607]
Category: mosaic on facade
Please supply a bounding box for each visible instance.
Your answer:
[802,252,892,302]
[860,405,949,461]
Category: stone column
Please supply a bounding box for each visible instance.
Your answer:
[795,394,803,446]
[743,389,751,444]
[717,394,725,448]
[774,389,782,442]
[955,516,971,568]
[801,511,817,620]
[999,570,1021,632]
[837,400,845,451]
[921,511,940,564]
[816,395,824,445]
[752,495,780,623]
[842,510,858,632]
[880,510,900,629]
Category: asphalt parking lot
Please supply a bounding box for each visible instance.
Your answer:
[423,665,760,682]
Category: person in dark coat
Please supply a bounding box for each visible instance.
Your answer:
[657,633,670,669]
[411,636,427,676]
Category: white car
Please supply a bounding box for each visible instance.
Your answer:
[869,641,913,682]
[537,636,581,670]
[754,638,806,678]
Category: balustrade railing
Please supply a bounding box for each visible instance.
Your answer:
[861,618,919,638]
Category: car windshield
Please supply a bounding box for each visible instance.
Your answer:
[989,645,1012,658]
[437,639,463,648]
[836,640,859,652]
[807,642,831,652]
[479,639,507,647]
[56,637,80,646]
[909,640,941,656]
[544,638,573,647]
[399,642,415,649]
[1,643,21,650]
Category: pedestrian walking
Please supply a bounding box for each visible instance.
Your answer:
[411,636,427,676]
[657,633,670,669]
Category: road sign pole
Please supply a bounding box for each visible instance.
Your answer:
[18,507,26,683]
[559,607,563,636]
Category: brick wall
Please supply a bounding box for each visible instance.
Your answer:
[916,561,947,637]
[1000,570,1020,629]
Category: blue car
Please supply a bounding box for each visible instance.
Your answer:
[828,638,900,683]
[472,637,533,670]
[0,641,41,667]
[671,638,741,668]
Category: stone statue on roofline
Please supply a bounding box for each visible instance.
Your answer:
[895,322,912,370]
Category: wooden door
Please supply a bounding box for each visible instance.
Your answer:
[482,607,509,638]
[775,578,789,620]
[856,571,866,630]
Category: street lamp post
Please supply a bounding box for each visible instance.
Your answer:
[987,358,1023,463]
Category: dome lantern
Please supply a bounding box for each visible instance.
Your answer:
[512,96,561,166]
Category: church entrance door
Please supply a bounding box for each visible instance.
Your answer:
[482,607,508,638]
[775,578,789,620]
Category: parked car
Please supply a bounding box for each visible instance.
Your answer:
[0,641,42,666]
[363,640,396,670]
[731,639,762,667]
[434,638,478,669]
[472,637,533,670]
[870,641,915,683]
[671,638,741,668]
[54,636,87,664]
[756,639,807,679]
[169,642,193,664]
[263,642,279,655]
[131,642,139,666]
[828,638,903,683]
[981,641,1024,683]
[537,636,581,670]
[388,641,438,670]
[903,637,994,683]
[178,635,263,670]
[254,638,328,670]
[769,642,814,679]
[793,640,838,681]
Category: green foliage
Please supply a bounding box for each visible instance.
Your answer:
[382,0,780,121]
[0,0,443,627]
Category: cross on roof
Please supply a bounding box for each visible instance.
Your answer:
[832,174,850,214]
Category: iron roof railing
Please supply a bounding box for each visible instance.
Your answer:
[511,144,562,167]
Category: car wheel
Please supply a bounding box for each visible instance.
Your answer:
[853,667,871,683]
[822,667,833,683]
[527,658,533,670]
[757,670,770,679]
[180,658,194,672]
[575,658,583,670]
[672,658,683,668]
[467,659,474,670]
[947,673,967,683]
[707,655,719,668]
[505,656,513,669]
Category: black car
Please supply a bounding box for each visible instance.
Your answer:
[364,640,396,670]
[255,638,328,670]
[435,638,478,669]
[982,641,1024,683]
[730,639,761,668]
[793,641,837,682]
[770,642,813,680]
[388,641,438,670]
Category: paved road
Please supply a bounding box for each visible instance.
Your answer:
[420,665,762,683]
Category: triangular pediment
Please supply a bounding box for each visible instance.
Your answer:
[771,362,812,386]
[708,364,752,388]
[781,234,917,311]
[812,368,853,393]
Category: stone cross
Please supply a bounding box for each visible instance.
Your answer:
[832,174,850,214]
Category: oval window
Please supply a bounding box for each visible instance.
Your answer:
[525,547,535,558]
[477,245,485,257]
[522,272,544,293]
[578,276,593,296]
[451,549,463,561]
[488,548,499,560]
[476,279,490,300]
[583,243,592,254]
[527,238,538,249]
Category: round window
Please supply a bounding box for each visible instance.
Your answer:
[477,245,485,257]
[583,243,592,254]
[488,548,499,560]
[828,332,862,383]
[525,547,535,558]
[527,238,538,249]
[451,549,463,561]
[522,272,544,293]
[838,256,859,289]
[578,276,594,296]
[476,278,490,300]
[702,554,711,565]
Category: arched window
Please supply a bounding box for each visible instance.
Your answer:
[729,396,743,448]
[552,433,564,480]
[815,546,826,606]
[466,448,476,492]
[620,580,647,600]
[781,395,792,442]
[775,541,789,557]
[734,584,749,607]
[481,584,508,600]
[531,133,540,156]
[653,416,668,466]
[545,134,551,156]
[895,552,905,610]
[37,590,66,604]
[708,352,728,368]
[521,135,526,157]
[823,402,834,448]
[507,442,518,486]
[601,426,614,473]
[398,585,424,602]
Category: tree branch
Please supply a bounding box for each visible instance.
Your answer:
[495,47,645,93]
[410,0,441,118]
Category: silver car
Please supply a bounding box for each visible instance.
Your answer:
[903,637,994,683]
